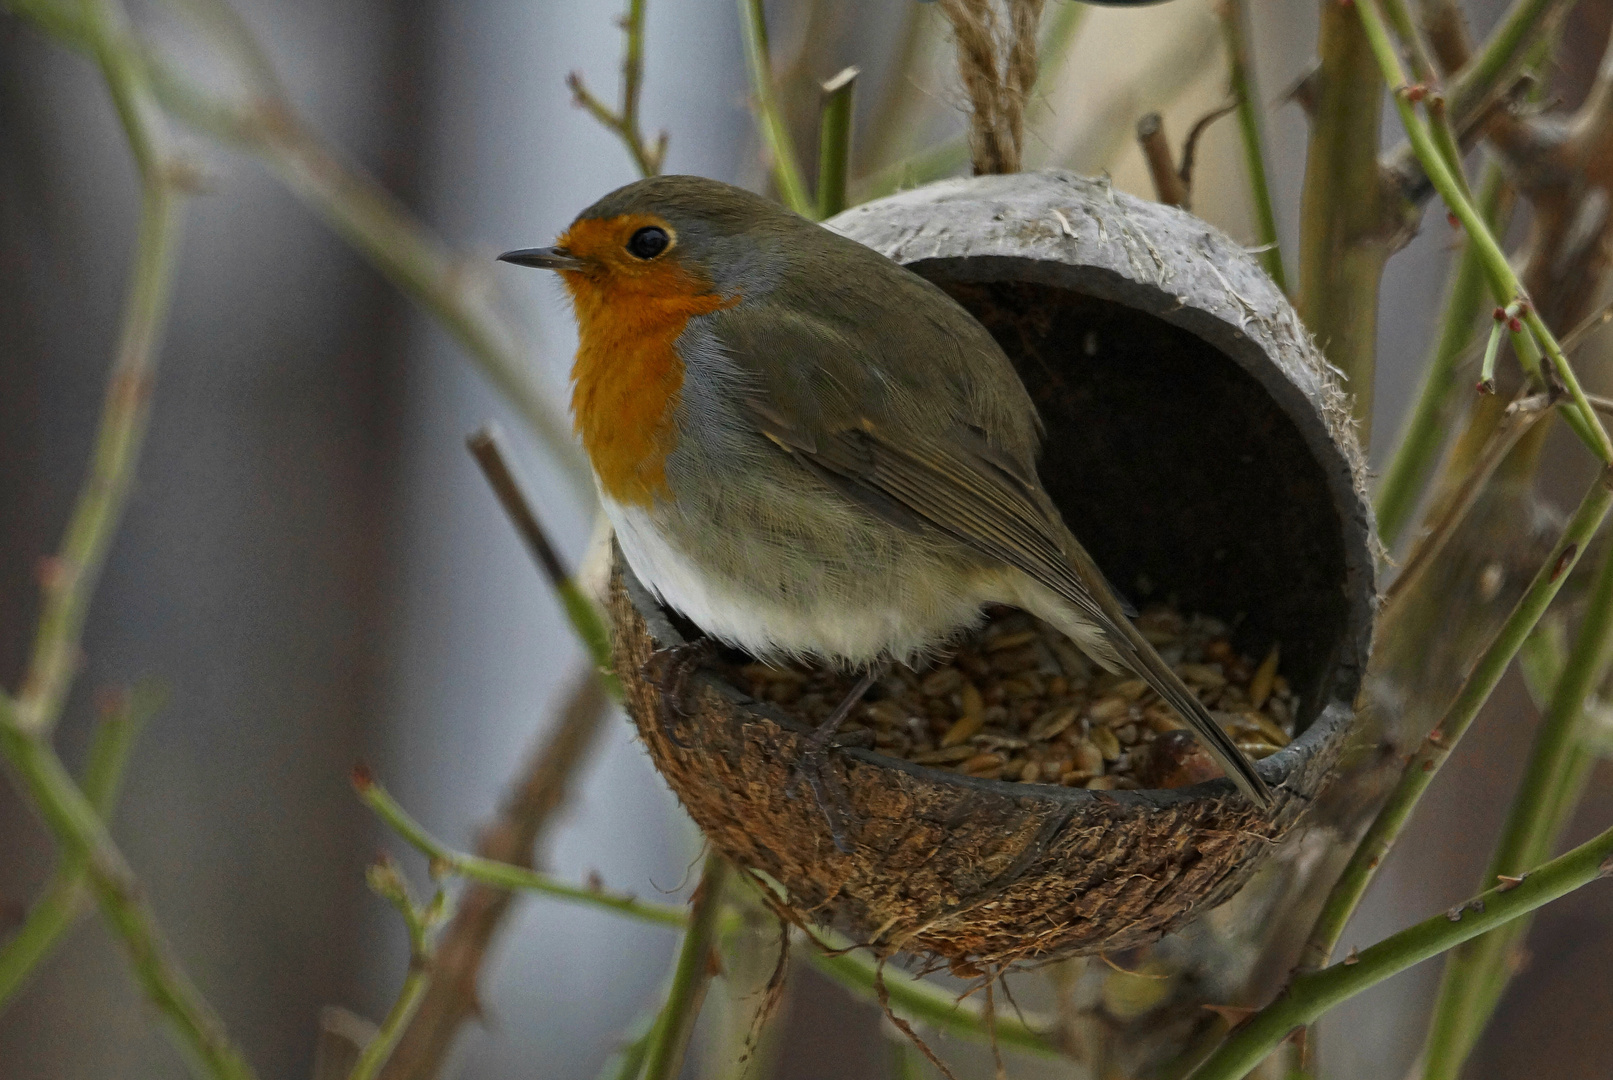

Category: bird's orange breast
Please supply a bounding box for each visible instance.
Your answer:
[560,217,736,507]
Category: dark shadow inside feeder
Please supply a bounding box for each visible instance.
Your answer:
[936,279,1347,735]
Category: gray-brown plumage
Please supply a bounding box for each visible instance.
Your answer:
[504,174,1273,809]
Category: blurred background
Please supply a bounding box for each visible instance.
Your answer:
[2,0,1612,1077]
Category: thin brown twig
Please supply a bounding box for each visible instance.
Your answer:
[376,671,610,1080]
[1136,113,1188,207]
[465,426,619,698]
[1176,98,1240,202]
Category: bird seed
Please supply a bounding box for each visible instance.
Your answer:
[725,605,1296,791]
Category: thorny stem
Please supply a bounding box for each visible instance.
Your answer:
[567,0,666,178]
[352,769,691,930]
[1218,0,1287,292]
[377,670,609,1080]
[816,67,858,220]
[0,696,257,1080]
[10,0,185,741]
[349,863,444,1080]
[1189,821,1613,1080]
[0,682,160,1008]
[0,1,259,1076]
[1380,0,1474,204]
[1296,0,1396,436]
[1375,165,1511,548]
[466,426,621,699]
[738,0,814,217]
[355,768,1061,1055]
[1300,466,1613,973]
[1444,0,1564,124]
[640,854,730,1080]
[1421,543,1613,1079]
[1359,0,1613,463]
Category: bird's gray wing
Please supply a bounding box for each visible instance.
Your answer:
[743,399,1114,629]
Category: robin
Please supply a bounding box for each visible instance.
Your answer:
[499,174,1272,836]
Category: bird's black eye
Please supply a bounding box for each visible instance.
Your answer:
[626,226,670,260]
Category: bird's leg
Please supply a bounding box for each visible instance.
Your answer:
[640,637,718,750]
[792,666,882,853]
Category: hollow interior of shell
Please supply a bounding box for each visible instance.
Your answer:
[615,273,1356,964]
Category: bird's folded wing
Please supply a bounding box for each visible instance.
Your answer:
[743,400,1121,631]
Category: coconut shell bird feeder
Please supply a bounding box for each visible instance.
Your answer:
[607,170,1376,966]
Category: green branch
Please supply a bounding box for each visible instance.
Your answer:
[352,768,689,929]
[816,66,858,220]
[641,855,729,1080]
[357,768,1059,1055]
[0,697,257,1080]
[738,0,813,216]
[1420,542,1613,1078]
[1218,0,1286,292]
[7,0,593,501]
[10,0,185,740]
[348,861,446,1080]
[1296,0,1397,436]
[0,683,160,1009]
[1190,821,1613,1080]
[1300,465,1613,972]
[1359,0,1613,463]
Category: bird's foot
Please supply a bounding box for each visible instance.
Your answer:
[787,668,881,854]
[641,638,717,750]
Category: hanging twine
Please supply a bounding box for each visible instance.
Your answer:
[937,0,1045,174]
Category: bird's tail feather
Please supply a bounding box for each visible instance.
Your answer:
[1107,614,1273,808]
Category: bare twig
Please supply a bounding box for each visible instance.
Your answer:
[567,0,666,177]
[377,672,611,1080]
[1136,113,1188,207]
[466,426,620,698]
[1176,98,1239,203]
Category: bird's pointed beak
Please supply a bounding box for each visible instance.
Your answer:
[497,246,587,271]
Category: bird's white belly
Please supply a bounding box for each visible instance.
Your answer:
[606,498,991,665]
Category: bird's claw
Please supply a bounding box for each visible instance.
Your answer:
[640,638,716,750]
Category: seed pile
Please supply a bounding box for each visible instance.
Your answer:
[727,606,1296,791]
